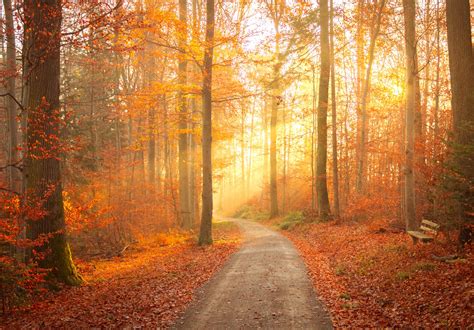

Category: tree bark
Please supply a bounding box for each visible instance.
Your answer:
[198,0,215,245]
[269,16,281,219]
[403,0,418,231]
[330,0,340,217]
[3,0,20,193]
[23,0,82,285]
[316,0,331,220]
[355,0,386,194]
[446,0,474,231]
[178,0,191,228]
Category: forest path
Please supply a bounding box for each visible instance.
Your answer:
[174,218,333,329]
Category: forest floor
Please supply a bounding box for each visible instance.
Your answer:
[2,221,241,328]
[278,220,473,328]
[175,218,332,329]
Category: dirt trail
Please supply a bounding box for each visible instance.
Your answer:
[175,219,332,329]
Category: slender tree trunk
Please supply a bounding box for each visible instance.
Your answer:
[241,108,246,194]
[23,0,82,285]
[433,0,440,145]
[446,0,474,234]
[189,0,199,225]
[189,93,197,223]
[198,0,215,245]
[316,0,331,220]
[282,105,287,213]
[148,106,156,186]
[356,0,386,194]
[247,100,255,198]
[311,65,316,211]
[178,0,191,228]
[3,0,20,193]
[261,97,269,205]
[270,58,280,218]
[355,0,364,194]
[330,0,340,217]
[422,0,431,160]
[403,0,418,231]
[163,93,171,219]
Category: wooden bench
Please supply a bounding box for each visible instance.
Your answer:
[407,219,440,244]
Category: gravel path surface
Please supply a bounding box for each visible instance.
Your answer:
[175,219,333,329]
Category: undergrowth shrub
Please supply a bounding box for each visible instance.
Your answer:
[279,211,305,230]
[232,205,268,221]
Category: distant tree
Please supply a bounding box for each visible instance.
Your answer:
[178,0,192,229]
[329,0,340,217]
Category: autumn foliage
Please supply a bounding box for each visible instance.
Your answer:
[285,222,473,328]
[2,222,240,327]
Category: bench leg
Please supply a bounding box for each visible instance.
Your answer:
[411,236,418,245]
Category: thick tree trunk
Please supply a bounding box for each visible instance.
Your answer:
[330,0,340,217]
[403,0,418,231]
[316,0,331,220]
[23,0,82,285]
[198,0,215,245]
[3,0,20,193]
[178,0,191,228]
[446,0,474,233]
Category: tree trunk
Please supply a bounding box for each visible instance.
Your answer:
[403,0,418,231]
[330,0,340,217]
[23,0,82,285]
[241,108,246,195]
[247,100,255,198]
[356,0,386,194]
[446,0,474,233]
[3,0,20,193]
[270,28,281,218]
[316,0,331,220]
[355,0,364,195]
[198,0,215,245]
[178,0,191,228]
[148,105,156,186]
[311,65,317,211]
[261,96,269,206]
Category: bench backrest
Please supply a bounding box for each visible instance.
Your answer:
[420,219,440,234]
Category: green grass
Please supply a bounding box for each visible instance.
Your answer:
[232,205,269,221]
[395,271,411,281]
[339,292,351,300]
[278,211,305,230]
[335,263,348,276]
[412,262,436,272]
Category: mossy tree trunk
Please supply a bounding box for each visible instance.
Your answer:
[23,0,82,286]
